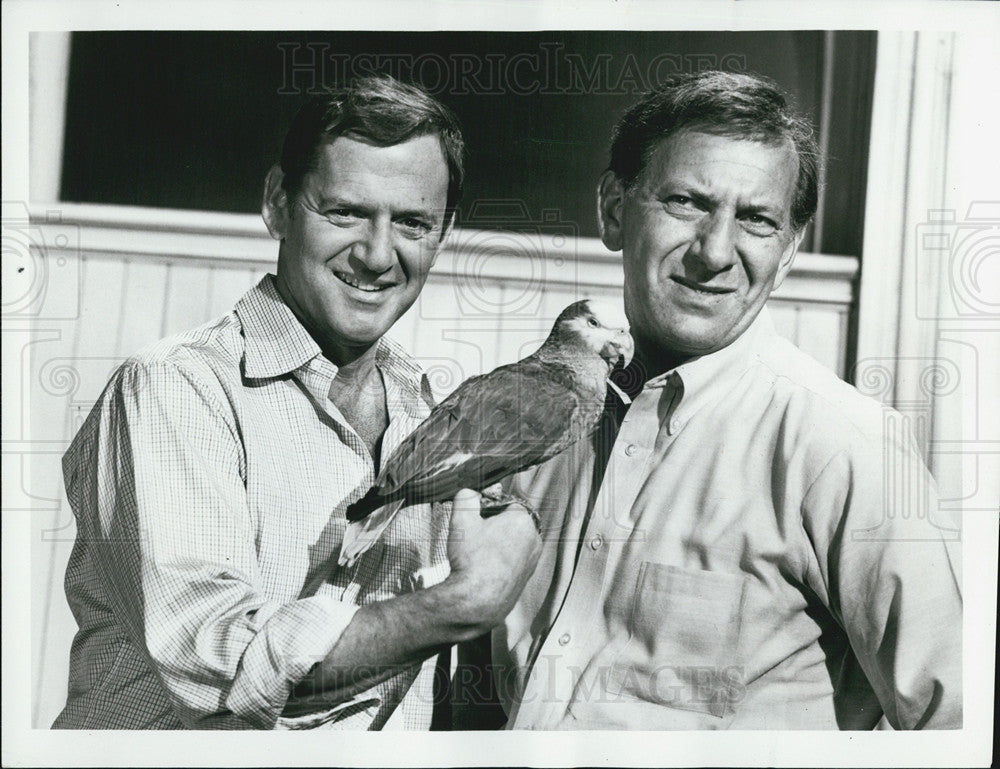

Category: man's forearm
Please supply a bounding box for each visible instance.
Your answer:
[283,575,488,715]
[284,492,541,719]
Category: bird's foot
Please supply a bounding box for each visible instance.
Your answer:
[480,486,541,533]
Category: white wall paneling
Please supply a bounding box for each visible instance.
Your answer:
[25,201,858,726]
[856,31,1000,513]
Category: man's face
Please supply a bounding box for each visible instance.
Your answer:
[266,133,450,360]
[600,130,804,365]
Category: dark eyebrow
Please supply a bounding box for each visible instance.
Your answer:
[655,185,715,209]
[651,173,710,200]
[316,196,370,212]
[736,202,786,222]
[685,189,716,209]
[657,180,787,222]
[392,207,440,222]
[315,196,440,222]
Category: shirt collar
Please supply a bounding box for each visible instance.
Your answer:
[234,275,432,418]
[235,275,323,379]
[376,335,434,420]
[643,307,777,432]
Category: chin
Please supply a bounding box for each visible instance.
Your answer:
[327,302,395,336]
[342,325,391,347]
[661,327,733,358]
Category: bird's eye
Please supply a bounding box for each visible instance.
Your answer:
[587,317,600,328]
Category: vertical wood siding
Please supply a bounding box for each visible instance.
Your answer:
[24,205,857,726]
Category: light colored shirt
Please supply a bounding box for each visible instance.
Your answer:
[54,275,450,730]
[495,308,962,730]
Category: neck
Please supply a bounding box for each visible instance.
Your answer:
[275,273,380,372]
[534,336,615,398]
[327,343,381,382]
[633,338,693,382]
[535,334,605,370]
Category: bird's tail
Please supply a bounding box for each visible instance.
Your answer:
[339,497,406,568]
[345,486,386,522]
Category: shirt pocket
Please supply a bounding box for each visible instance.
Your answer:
[606,562,748,719]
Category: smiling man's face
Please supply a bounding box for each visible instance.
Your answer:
[599,130,804,370]
[266,133,449,364]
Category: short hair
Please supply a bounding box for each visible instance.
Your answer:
[280,74,465,217]
[609,71,820,231]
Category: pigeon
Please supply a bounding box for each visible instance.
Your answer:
[338,299,633,567]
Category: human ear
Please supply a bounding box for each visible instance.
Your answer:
[597,170,625,252]
[438,210,456,246]
[773,226,807,290]
[261,164,290,241]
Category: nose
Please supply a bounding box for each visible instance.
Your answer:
[689,212,738,273]
[351,218,395,275]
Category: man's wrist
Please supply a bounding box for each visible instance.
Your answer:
[426,573,500,641]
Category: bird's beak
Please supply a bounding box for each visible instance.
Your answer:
[601,329,634,369]
[619,330,635,368]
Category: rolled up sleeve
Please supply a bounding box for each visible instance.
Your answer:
[225,597,363,728]
[73,360,366,728]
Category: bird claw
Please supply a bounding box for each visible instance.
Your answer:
[480,491,542,533]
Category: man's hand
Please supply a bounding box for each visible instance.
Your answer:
[444,489,543,634]
[285,489,541,715]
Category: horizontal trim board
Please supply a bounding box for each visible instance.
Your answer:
[29,202,858,304]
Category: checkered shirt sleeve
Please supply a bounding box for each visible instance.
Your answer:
[56,276,451,729]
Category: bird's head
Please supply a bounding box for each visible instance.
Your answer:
[550,299,634,370]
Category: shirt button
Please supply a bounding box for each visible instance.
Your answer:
[624,444,637,456]
[669,419,681,432]
[590,535,603,550]
[558,633,571,646]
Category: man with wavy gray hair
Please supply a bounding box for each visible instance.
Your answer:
[495,71,961,730]
[54,75,541,730]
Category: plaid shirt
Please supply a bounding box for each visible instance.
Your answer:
[54,275,451,730]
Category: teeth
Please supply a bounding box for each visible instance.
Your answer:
[335,272,385,292]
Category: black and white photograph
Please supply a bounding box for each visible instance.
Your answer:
[2,0,997,766]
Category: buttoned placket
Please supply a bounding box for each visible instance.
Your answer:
[293,357,371,462]
[512,380,684,729]
[313,360,427,469]
[379,367,430,466]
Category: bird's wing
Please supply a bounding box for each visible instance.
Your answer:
[373,358,595,505]
[339,497,404,568]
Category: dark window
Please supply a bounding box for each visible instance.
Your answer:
[61,31,874,255]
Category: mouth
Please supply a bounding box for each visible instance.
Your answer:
[334,271,393,293]
[671,275,736,296]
